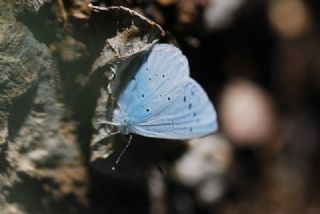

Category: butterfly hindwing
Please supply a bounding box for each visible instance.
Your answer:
[132,78,217,139]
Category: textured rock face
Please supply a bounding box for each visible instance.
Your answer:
[14,0,52,14]
[0,1,87,213]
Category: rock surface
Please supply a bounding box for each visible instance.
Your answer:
[0,1,87,213]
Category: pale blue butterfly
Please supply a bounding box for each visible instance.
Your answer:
[112,43,218,140]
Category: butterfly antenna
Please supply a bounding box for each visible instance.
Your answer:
[112,135,133,170]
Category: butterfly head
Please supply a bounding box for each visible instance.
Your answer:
[113,108,130,134]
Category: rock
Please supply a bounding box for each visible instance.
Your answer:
[0,1,88,213]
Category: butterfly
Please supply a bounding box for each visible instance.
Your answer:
[110,43,218,140]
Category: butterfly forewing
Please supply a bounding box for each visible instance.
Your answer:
[118,44,189,123]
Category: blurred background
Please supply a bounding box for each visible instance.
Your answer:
[86,0,320,213]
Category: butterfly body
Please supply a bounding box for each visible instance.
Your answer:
[112,44,217,140]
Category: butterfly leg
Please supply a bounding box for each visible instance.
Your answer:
[93,120,121,143]
[95,119,120,126]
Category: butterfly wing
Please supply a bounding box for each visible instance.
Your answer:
[114,44,217,139]
[131,78,217,139]
[115,44,189,123]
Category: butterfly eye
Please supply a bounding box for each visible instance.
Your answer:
[168,97,171,101]
[188,103,192,109]
[142,94,145,98]
[183,96,186,102]
[146,108,150,112]
[162,74,165,78]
